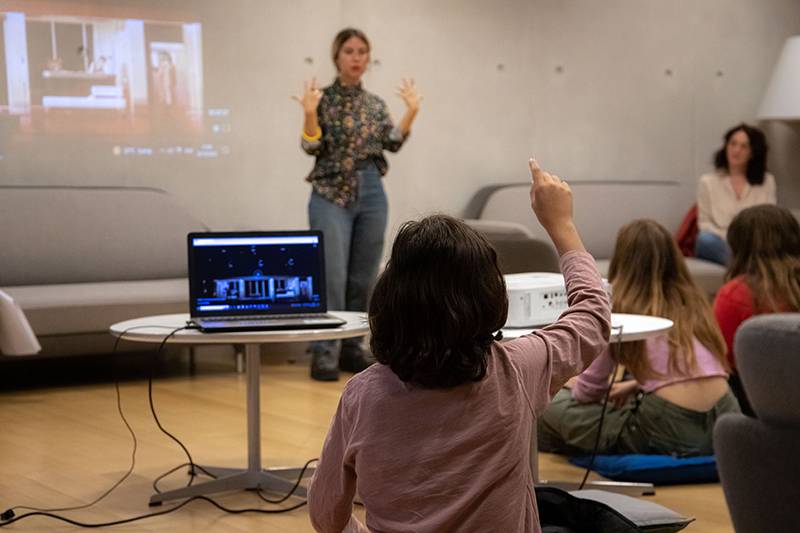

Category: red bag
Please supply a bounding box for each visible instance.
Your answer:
[675,204,698,257]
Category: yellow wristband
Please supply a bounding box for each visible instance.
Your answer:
[302,127,322,142]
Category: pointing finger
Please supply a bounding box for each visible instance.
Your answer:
[529,157,545,185]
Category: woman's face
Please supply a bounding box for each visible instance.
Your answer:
[726,129,752,170]
[336,36,369,82]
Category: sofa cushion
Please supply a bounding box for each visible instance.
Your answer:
[3,279,188,336]
[0,186,207,286]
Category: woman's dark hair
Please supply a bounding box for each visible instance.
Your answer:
[726,205,800,312]
[713,123,768,185]
[331,28,370,70]
[369,215,508,389]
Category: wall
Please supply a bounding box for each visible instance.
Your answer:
[2,0,799,245]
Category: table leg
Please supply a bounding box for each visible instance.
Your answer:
[149,343,314,506]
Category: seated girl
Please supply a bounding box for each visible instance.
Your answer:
[714,204,800,415]
[308,160,611,533]
[539,219,740,457]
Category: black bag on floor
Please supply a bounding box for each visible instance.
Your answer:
[536,486,693,533]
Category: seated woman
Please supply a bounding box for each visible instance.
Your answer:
[539,219,740,457]
[714,204,800,416]
[695,123,776,265]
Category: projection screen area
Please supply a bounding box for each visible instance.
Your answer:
[0,0,234,177]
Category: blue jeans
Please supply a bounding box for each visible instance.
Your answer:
[308,162,387,351]
[694,231,730,266]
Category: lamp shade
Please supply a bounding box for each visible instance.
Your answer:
[758,36,800,120]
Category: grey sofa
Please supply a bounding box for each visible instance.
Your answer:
[0,186,207,356]
[714,313,800,533]
[464,180,727,294]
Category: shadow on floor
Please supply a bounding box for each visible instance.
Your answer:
[0,348,237,392]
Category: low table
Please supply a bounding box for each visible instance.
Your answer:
[110,311,368,505]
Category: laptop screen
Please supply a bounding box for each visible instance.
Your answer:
[187,231,327,318]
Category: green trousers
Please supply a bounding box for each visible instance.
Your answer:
[538,387,741,456]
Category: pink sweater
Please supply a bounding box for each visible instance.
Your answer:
[308,251,611,533]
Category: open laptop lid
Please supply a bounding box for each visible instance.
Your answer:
[187,230,328,319]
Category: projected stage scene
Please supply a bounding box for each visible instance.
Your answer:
[1,7,202,135]
[0,1,230,160]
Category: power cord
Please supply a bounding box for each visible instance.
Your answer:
[0,325,315,526]
[0,324,175,519]
[577,324,624,490]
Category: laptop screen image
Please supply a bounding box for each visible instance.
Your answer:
[187,231,329,319]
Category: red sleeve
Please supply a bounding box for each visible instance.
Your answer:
[714,278,755,370]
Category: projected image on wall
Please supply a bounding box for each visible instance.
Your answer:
[1,11,202,136]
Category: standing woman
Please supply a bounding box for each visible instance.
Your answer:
[294,28,421,381]
[695,123,776,265]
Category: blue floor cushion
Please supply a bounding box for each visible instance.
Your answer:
[569,454,718,485]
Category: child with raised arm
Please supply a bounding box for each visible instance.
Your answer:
[308,159,611,533]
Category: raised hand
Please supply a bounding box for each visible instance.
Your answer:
[396,78,422,111]
[528,157,584,255]
[292,78,323,114]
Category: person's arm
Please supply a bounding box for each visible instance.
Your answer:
[293,78,323,155]
[713,279,754,370]
[571,346,616,403]
[308,392,359,532]
[395,78,421,137]
[380,79,421,153]
[767,173,777,204]
[507,160,611,412]
[696,175,714,234]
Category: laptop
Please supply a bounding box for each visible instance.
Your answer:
[187,230,346,332]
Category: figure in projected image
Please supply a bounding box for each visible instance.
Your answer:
[294,28,422,381]
[154,51,177,106]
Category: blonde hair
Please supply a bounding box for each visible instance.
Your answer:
[607,219,728,378]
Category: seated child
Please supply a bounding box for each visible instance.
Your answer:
[714,204,800,415]
[539,219,740,457]
[308,159,611,533]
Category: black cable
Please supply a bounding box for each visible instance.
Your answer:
[1,325,315,527]
[0,495,309,528]
[143,326,205,493]
[1,324,175,517]
[577,324,624,490]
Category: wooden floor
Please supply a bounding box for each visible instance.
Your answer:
[0,351,734,532]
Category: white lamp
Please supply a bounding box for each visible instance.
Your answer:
[0,290,41,356]
[758,36,800,120]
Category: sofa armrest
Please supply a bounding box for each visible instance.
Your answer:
[464,219,559,274]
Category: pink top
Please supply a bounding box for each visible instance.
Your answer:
[572,335,729,403]
[308,251,611,533]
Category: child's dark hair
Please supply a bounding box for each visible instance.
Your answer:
[369,214,508,388]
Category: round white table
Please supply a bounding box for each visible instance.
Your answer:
[110,311,368,505]
[504,312,674,496]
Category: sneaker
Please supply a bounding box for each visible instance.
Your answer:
[310,348,339,381]
[339,344,375,374]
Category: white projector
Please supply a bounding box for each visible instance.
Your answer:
[504,272,611,328]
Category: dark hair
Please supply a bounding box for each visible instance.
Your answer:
[713,123,768,185]
[369,215,508,389]
[727,205,800,312]
[331,28,370,71]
